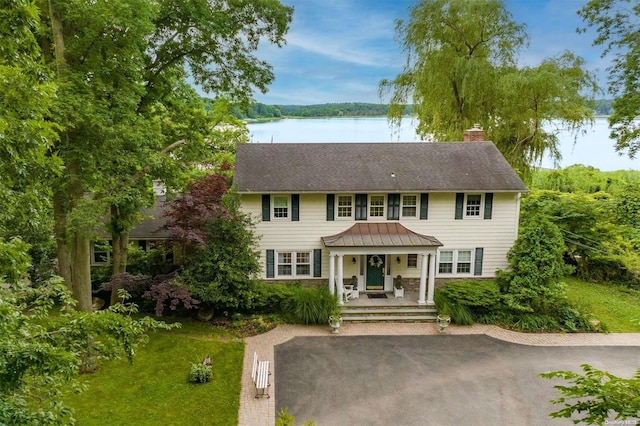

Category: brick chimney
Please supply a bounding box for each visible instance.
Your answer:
[463,124,485,142]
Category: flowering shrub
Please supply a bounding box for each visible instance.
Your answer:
[103,273,199,317]
[189,363,212,384]
[143,278,200,317]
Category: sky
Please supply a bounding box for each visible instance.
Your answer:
[252,0,607,105]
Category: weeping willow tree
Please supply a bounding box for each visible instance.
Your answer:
[380,0,598,179]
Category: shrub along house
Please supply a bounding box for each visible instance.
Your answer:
[233,128,528,306]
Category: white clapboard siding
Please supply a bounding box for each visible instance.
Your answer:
[241,192,521,279]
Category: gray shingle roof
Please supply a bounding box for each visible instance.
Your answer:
[128,196,171,239]
[322,223,443,247]
[234,142,528,193]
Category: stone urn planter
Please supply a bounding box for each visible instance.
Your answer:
[328,315,343,334]
[437,314,451,333]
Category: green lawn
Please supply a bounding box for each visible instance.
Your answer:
[68,279,639,424]
[565,278,640,332]
[70,320,244,426]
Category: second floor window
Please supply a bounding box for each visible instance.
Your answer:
[466,194,482,217]
[273,195,289,219]
[369,195,385,217]
[402,195,418,218]
[337,195,353,218]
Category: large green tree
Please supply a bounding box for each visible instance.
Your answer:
[579,0,640,158]
[0,0,60,281]
[37,0,292,311]
[380,0,597,177]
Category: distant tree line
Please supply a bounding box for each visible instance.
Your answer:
[593,99,613,115]
[224,102,413,119]
[217,100,612,120]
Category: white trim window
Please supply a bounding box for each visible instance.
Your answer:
[456,250,472,273]
[337,194,353,219]
[92,241,112,264]
[277,250,312,277]
[407,253,418,268]
[401,194,418,218]
[465,194,482,217]
[369,194,385,218]
[273,195,289,219]
[296,252,311,275]
[438,249,473,275]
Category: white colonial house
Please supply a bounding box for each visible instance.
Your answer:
[233,130,528,306]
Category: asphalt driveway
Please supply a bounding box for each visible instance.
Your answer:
[274,335,639,425]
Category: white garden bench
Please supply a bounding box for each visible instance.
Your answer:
[251,351,271,398]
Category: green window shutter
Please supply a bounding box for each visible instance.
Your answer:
[292,194,300,221]
[266,250,275,278]
[313,249,322,277]
[326,194,335,221]
[261,195,270,221]
[455,193,464,220]
[484,193,493,219]
[474,248,483,276]
[387,194,400,220]
[355,194,367,220]
[420,193,429,220]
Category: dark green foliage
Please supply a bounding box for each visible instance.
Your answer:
[188,363,212,384]
[476,304,593,333]
[283,286,338,325]
[531,165,640,194]
[252,282,298,315]
[579,256,639,287]
[179,193,261,314]
[438,280,500,312]
[525,169,640,286]
[434,289,474,325]
[554,305,594,332]
[0,279,175,425]
[513,314,560,332]
[541,364,640,423]
[497,216,573,313]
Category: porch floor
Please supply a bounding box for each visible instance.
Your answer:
[341,291,425,307]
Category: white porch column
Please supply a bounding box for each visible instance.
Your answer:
[427,253,436,305]
[418,253,428,305]
[337,254,344,305]
[329,254,335,296]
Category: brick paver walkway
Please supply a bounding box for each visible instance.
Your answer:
[237,323,640,426]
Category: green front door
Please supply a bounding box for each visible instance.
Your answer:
[366,254,385,290]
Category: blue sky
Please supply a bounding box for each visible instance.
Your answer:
[253,0,606,105]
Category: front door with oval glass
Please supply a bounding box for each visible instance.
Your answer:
[366,254,385,290]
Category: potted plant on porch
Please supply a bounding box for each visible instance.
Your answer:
[394,275,404,298]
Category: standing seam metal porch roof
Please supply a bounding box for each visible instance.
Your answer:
[233,142,528,193]
[322,223,443,247]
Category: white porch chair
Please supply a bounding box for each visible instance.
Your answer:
[343,276,359,302]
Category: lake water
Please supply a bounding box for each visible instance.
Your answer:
[248,117,639,171]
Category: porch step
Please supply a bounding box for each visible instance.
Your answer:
[340,306,438,323]
[343,314,439,322]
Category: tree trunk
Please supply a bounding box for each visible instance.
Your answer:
[110,204,130,305]
[53,190,72,292]
[47,1,92,312]
[67,161,93,312]
[70,231,93,312]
